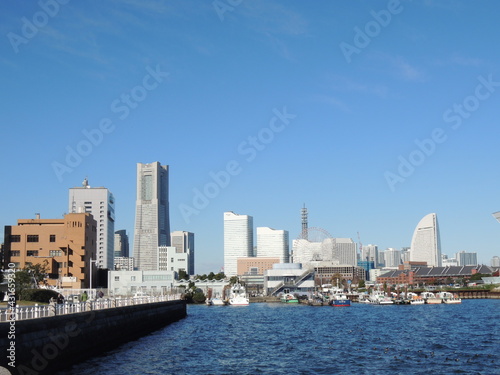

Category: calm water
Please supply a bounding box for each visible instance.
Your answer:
[61,300,500,375]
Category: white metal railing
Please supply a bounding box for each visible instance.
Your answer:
[0,294,182,322]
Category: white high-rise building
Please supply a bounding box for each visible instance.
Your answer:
[384,248,402,268]
[69,178,115,269]
[256,227,289,263]
[133,162,170,271]
[409,213,442,267]
[456,251,478,266]
[491,256,500,267]
[335,238,357,266]
[361,244,379,266]
[171,231,195,275]
[224,211,253,277]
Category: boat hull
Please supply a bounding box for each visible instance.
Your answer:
[331,299,351,307]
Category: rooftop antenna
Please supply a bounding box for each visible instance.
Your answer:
[82,177,89,188]
[301,204,308,240]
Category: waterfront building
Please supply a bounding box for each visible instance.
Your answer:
[238,257,280,294]
[69,178,115,269]
[170,231,195,275]
[384,248,402,268]
[223,211,253,277]
[174,278,229,299]
[263,263,314,297]
[114,256,134,271]
[256,227,289,263]
[114,229,129,258]
[456,251,478,266]
[158,246,189,275]
[377,265,496,286]
[409,213,442,267]
[3,213,97,288]
[492,256,500,268]
[133,162,171,271]
[108,270,176,296]
[313,262,367,284]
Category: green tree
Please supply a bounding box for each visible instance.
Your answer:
[178,270,189,281]
[207,272,215,280]
[358,279,366,289]
[215,272,225,280]
[25,261,49,285]
[14,270,34,300]
[229,276,239,285]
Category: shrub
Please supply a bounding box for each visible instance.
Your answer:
[20,289,59,303]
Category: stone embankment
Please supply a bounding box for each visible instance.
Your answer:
[0,299,186,375]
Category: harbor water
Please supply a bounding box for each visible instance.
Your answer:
[60,299,500,375]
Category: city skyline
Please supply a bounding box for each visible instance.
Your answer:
[2,1,500,274]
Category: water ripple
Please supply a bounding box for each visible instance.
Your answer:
[59,300,500,375]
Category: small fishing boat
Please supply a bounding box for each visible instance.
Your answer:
[281,293,299,303]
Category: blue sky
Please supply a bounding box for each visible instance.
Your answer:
[1,0,500,274]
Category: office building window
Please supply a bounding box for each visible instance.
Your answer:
[50,234,56,242]
[10,235,20,242]
[27,235,39,242]
[27,250,39,256]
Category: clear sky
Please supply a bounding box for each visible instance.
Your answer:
[1,0,500,275]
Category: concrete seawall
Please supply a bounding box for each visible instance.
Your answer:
[0,300,186,375]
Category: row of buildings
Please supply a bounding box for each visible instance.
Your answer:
[220,210,500,296]
[2,161,195,290]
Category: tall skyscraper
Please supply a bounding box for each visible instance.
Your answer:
[171,231,195,275]
[224,211,253,277]
[256,227,289,263]
[69,178,115,269]
[114,229,129,258]
[133,162,170,271]
[409,213,442,267]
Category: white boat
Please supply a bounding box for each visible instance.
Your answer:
[228,283,249,306]
[357,293,371,304]
[421,291,442,304]
[409,297,425,305]
[369,290,394,305]
[437,291,462,304]
[206,297,226,306]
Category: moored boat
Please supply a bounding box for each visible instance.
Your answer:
[437,291,462,304]
[228,283,249,306]
[421,291,442,304]
[281,293,299,303]
[369,290,394,305]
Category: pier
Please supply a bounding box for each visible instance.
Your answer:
[0,295,186,374]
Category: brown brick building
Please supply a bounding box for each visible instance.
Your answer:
[3,213,97,289]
